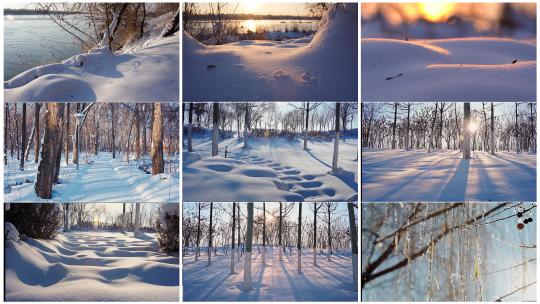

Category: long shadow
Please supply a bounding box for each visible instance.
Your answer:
[493,154,536,177]
[305,149,331,169]
[331,168,358,193]
[438,159,470,201]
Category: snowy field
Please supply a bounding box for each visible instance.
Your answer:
[183,247,357,301]
[183,4,357,101]
[362,149,536,202]
[5,152,179,202]
[5,230,179,301]
[361,37,536,101]
[4,12,179,102]
[183,135,358,202]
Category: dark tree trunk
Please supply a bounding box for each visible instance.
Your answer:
[20,103,27,170]
[135,104,141,160]
[34,103,41,162]
[151,103,164,174]
[65,103,71,164]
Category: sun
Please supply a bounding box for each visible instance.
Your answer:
[244,2,258,13]
[468,121,479,133]
[419,3,455,22]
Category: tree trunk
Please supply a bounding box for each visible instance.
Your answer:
[33,103,41,162]
[327,205,331,261]
[134,203,141,232]
[348,203,358,291]
[151,103,164,174]
[208,202,213,266]
[63,203,70,232]
[122,203,126,232]
[20,103,26,170]
[391,103,397,149]
[35,103,64,199]
[332,103,341,171]
[135,104,141,161]
[212,102,219,156]
[490,103,495,155]
[231,202,236,273]
[243,103,249,148]
[297,202,302,274]
[405,103,410,151]
[262,202,266,265]
[304,102,309,150]
[313,203,318,266]
[196,203,201,261]
[244,202,254,291]
[65,103,71,164]
[4,104,8,165]
[110,104,116,159]
[463,103,471,159]
[188,102,193,152]
[515,103,520,154]
[279,203,283,261]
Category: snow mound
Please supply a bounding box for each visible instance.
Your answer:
[361,37,536,101]
[5,222,20,243]
[5,231,179,301]
[182,3,357,101]
[183,157,304,202]
[5,17,179,102]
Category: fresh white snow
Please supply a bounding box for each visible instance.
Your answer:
[182,4,357,101]
[183,135,358,202]
[4,13,179,102]
[5,153,179,202]
[5,230,179,301]
[362,149,536,202]
[361,37,536,101]
[183,247,357,301]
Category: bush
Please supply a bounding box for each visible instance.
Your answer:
[5,204,62,239]
[156,211,179,253]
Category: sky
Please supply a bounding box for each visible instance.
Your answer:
[187,3,312,16]
[87,203,165,226]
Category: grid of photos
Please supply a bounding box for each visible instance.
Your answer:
[3,2,180,302]
[361,2,537,303]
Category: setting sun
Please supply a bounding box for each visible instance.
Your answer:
[419,3,455,22]
[244,19,257,32]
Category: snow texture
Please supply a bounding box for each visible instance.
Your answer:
[183,135,358,202]
[183,247,357,301]
[362,149,536,202]
[5,230,179,301]
[182,4,358,101]
[5,222,20,243]
[361,37,536,101]
[4,14,179,102]
[5,153,179,203]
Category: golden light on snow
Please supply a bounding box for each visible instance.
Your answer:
[244,19,257,32]
[419,3,455,22]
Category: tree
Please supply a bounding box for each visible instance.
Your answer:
[212,102,219,156]
[35,103,65,199]
[243,102,250,148]
[135,104,141,160]
[244,202,254,291]
[134,203,141,232]
[34,103,41,162]
[65,103,71,164]
[515,103,520,154]
[301,102,321,150]
[4,104,8,165]
[463,103,471,159]
[188,102,193,152]
[490,103,495,155]
[230,202,236,273]
[297,202,302,274]
[63,203,70,232]
[160,7,179,37]
[20,103,26,171]
[312,203,322,266]
[262,202,266,265]
[332,103,341,171]
[324,203,338,261]
[151,103,164,174]
[391,103,398,149]
[208,202,213,266]
[348,203,358,291]
[196,203,202,261]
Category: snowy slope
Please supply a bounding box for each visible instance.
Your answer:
[5,231,179,301]
[183,136,358,202]
[183,247,357,301]
[361,37,536,101]
[362,149,536,201]
[182,4,358,101]
[5,153,179,203]
[4,15,179,102]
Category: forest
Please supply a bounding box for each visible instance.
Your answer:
[361,202,536,302]
[182,202,358,301]
[4,102,179,202]
[5,202,179,301]
[361,102,536,202]
[182,102,358,202]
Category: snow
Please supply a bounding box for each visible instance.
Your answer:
[183,135,358,202]
[361,37,536,101]
[4,14,179,102]
[362,149,536,202]
[182,247,357,301]
[5,222,20,242]
[5,152,179,202]
[182,4,357,101]
[5,230,179,301]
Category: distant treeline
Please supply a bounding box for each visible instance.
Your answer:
[192,14,319,21]
[4,8,82,15]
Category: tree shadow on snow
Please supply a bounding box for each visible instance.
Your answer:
[438,159,469,201]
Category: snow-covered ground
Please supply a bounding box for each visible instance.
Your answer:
[182,4,357,101]
[183,247,357,301]
[4,13,179,102]
[5,230,179,301]
[5,152,179,202]
[362,149,536,202]
[183,135,358,202]
[361,37,536,101]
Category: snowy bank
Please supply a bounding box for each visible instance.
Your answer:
[5,231,179,301]
[4,14,179,102]
[361,37,536,101]
[183,4,358,101]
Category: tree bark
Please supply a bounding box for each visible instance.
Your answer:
[35,103,64,199]
[297,202,302,274]
[151,103,164,174]
[348,203,358,291]
[332,103,341,171]
[212,102,219,156]
[20,103,27,170]
[135,104,141,160]
[231,202,236,273]
[244,202,254,291]
[490,103,495,155]
[208,202,213,266]
[188,102,193,152]
[391,102,397,149]
[34,103,41,162]
[65,103,71,164]
[463,103,471,159]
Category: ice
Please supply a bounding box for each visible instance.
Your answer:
[5,230,179,301]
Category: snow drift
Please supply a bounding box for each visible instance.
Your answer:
[4,14,179,102]
[182,4,358,101]
[5,231,179,301]
[361,37,536,101]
